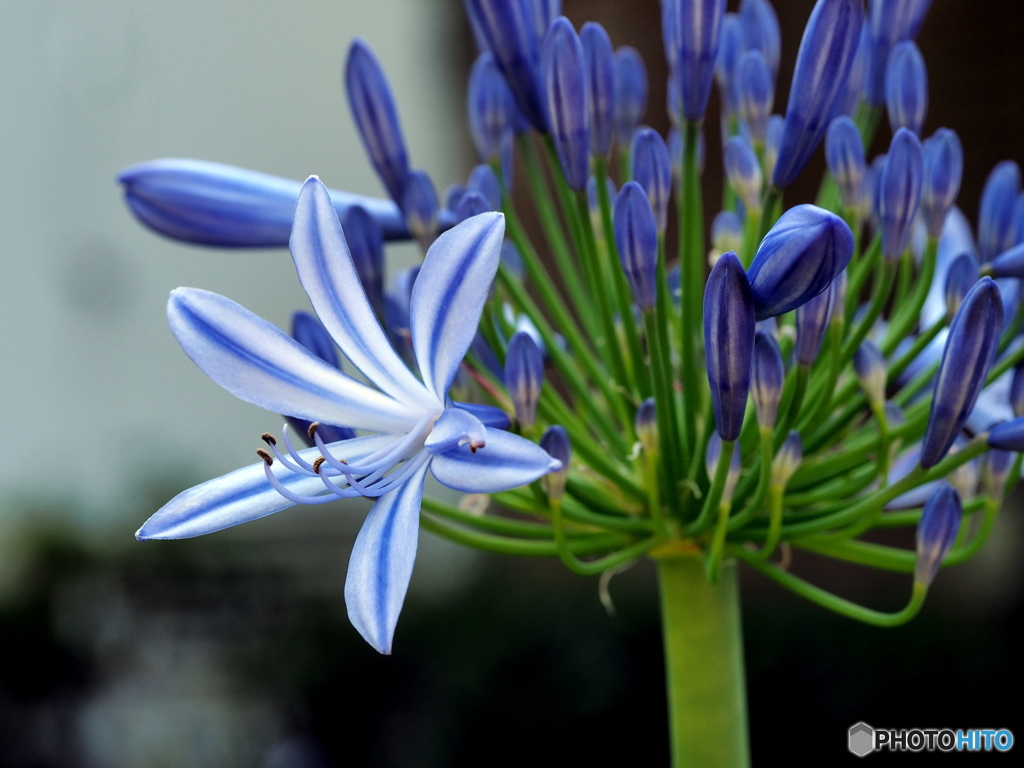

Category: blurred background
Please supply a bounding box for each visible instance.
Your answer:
[0,0,1022,764]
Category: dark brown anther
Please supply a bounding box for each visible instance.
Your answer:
[307,422,320,441]
[256,449,274,466]
[312,456,326,474]
[261,432,277,446]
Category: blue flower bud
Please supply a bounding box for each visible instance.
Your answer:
[529,0,561,39]
[988,416,1024,452]
[832,269,848,321]
[747,204,854,320]
[772,430,803,487]
[885,40,928,136]
[636,397,658,455]
[771,0,864,188]
[825,116,866,211]
[1011,365,1024,418]
[666,71,683,128]
[944,253,978,322]
[920,128,963,239]
[921,277,1004,468]
[542,18,590,191]
[341,205,385,320]
[853,340,887,406]
[455,191,492,223]
[631,128,672,234]
[706,430,742,503]
[915,482,961,587]
[581,22,615,158]
[345,39,411,205]
[287,312,356,445]
[614,182,659,311]
[752,329,785,429]
[500,239,525,281]
[662,0,728,123]
[704,251,756,441]
[401,169,439,249]
[834,20,871,118]
[978,161,1022,262]
[735,50,774,143]
[988,243,1024,280]
[444,183,467,213]
[468,52,517,163]
[614,47,648,149]
[468,164,502,212]
[540,425,571,498]
[764,114,784,182]
[715,13,744,117]
[724,135,763,215]
[877,128,924,261]
[464,0,547,130]
[740,0,781,75]
[712,210,745,258]
[980,449,1013,498]
[505,331,544,431]
[867,0,933,106]
[795,278,837,366]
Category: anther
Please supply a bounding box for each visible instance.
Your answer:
[313,456,326,474]
[257,449,274,466]
[261,432,277,446]
[307,422,320,441]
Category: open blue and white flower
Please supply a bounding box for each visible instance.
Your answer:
[136,177,561,654]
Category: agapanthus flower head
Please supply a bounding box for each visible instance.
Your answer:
[705,431,742,505]
[867,0,934,106]
[885,40,928,136]
[505,331,544,431]
[853,340,887,406]
[794,277,837,366]
[921,277,1003,468]
[613,47,648,149]
[662,0,728,123]
[468,164,502,211]
[341,205,386,320]
[771,0,863,189]
[631,127,672,234]
[978,160,1021,262]
[771,431,803,487]
[915,482,961,587]
[704,251,756,441]
[581,21,615,158]
[712,210,744,259]
[735,50,774,143]
[877,127,924,261]
[345,39,411,206]
[920,128,964,239]
[542,17,590,191]
[614,181,659,311]
[740,0,781,76]
[943,253,978,322]
[714,13,744,116]
[751,329,784,429]
[540,425,571,499]
[724,135,763,215]
[635,397,658,455]
[825,116,866,211]
[468,52,517,163]
[402,169,440,250]
[746,204,854,320]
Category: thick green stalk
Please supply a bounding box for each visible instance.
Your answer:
[657,554,749,768]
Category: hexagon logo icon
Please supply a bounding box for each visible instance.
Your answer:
[848,722,875,757]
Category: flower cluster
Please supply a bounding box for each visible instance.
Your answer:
[121,0,1024,662]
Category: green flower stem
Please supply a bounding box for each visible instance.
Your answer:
[739,208,760,268]
[870,400,890,486]
[494,488,651,533]
[758,485,786,559]
[656,553,750,768]
[706,497,735,583]
[798,319,845,431]
[550,498,661,575]
[645,308,685,517]
[420,497,560,538]
[841,260,897,363]
[733,546,928,627]
[643,445,670,538]
[728,429,773,531]
[887,318,946,380]
[784,464,876,507]
[679,120,705,456]
[894,249,912,306]
[773,365,809,452]
[944,496,1000,566]
[845,233,881,325]
[998,302,1024,355]
[1006,454,1024,498]
[757,185,782,240]
[686,439,735,535]
[595,156,648,397]
[618,144,631,185]
[563,475,645,519]
[882,237,938,354]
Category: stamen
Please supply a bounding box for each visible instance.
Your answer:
[261,431,318,476]
[261,432,277,446]
[313,456,326,474]
[307,422,320,442]
[281,424,321,474]
[257,449,273,465]
[262,462,344,504]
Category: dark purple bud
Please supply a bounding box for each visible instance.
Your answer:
[614,47,648,149]
[877,128,924,261]
[794,278,837,366]
[345,39,410,205]
[401,170,439,249]
[636,397,658,455]
[915,482,961,587]
[834,20,871,118]
[631,128,672,234]
[740,0,781,75]
[724,135,763,214]
[613,182,659,311]
[921,277,1003,468]
[772,431,803,487]
[825,116,866,211]
[455,191,492,223]
[542,18,590,191]
[468,164,502,211]
[978,161,1022,262]
[988,243,1024,279]
[752,329,784,429]
[735,50,774,143]
[885,41,928,136]
[288,312,356,445]
[867,0,934,106]
[920,128,963,239]
[468,52,517,163]
[505,331,544,431]
[341,205,385,320]
[764,114,784,182]
[771,0,863,189]
[853,340,886,406]
[712,210,744,256]
[662,0,728,123]
[747,204,854,320]
[540,425,571,498]
[464,0,547,130]
[581,22,615,158]
[989,417,1024,452]
[704,251,756,441]
[1012,365,1024,418]
[944,253,978,322]
[714,13,744,116]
